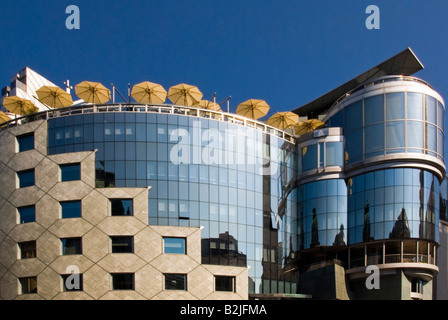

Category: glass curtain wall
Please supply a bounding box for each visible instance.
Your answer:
[48,112,298,294]
[347,168,440,245]
[327,91,444,164]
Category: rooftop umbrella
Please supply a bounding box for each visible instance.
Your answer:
[131,81,167,104]
[36,85,73,108]
[2,96,38,116]
[0,111,11,124]
[266,111,299,130]
[236,99,270,120]
[195,100,222,112]
[75,81,111,104]
[294,119,325,136]
[167,83,203,106]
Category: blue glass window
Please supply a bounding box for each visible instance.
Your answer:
[164,237,186,254]
[386,92,405,120]
[364,95,384,125]
[18,206,35,224]
[17,133,34,152]
[61,201,82,219]
[60,163,81,181]
[61,238,82,255]
[18,169,35,188]
[407,92,423,120]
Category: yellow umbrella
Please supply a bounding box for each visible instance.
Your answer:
[266,111,299,130]
[195,100,222,112]
[167,83,203,106]
[75,81,111,104]
[236,99,270,120]
[294,119,325,136]
[0,111,11,123]
[131,81,167,104]
[2,96,38,116]
[36,85,73,108]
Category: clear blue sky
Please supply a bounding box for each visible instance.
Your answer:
[0,0,447,116]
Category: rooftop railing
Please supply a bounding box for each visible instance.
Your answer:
[1,103,296,143]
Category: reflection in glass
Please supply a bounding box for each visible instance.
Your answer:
[348,168,439,244]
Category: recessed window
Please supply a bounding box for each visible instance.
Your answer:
[19,276,37,294]
[17,169,35,188]
[19,241,36,259]
[164,237,186,254]
[17,133,34,152]
[60,163,81,182]
[111,273,134,290]
[61,238,82,255]
[215,276,235,292]
[61,274,83,292]
[111,236,134,253]
[164,274,187,291]
[110,199,133,216]
[61,200,81,219]
[18,205,35,224]
[411,278,424,294]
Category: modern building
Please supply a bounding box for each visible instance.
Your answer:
[0,47,446,300]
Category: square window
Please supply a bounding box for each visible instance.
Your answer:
[164,274,187,291]
[19,241,36,259]
[61,201,82,219]
[61,274,83,291]
[61,238,82,255]
[18,205,35,224]
[111,236,134,253]
[17,133,34,152]
[19,276,37,294]
[17,169,35,188]
[110,199,133,216]
[111,273,134,290]
[60,163,81,181]
[215,276,235,292]
[164,237,186,254]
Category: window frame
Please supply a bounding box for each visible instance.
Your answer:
[18,240,37,259]
[60,200,82,219]
[214,275,235,292]
[61,237,83,255]
[17,169,35,188]
[110,236,134,253]
[111,273,135,290]
[19,276,38,294]
[17,132,34,153]
[164,273,187,291]
[163,237,186,254]
[110,198,134,216]
[17,205,36,224]
[60,163,81,182]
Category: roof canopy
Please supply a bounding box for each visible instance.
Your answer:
[293,47,424,117]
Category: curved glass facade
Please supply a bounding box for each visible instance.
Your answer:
[347,168,440,245]
[297,179,347,249]
[327,90,445,164]
[47,111,298,294]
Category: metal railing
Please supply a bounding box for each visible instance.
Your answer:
[1,103,296,143]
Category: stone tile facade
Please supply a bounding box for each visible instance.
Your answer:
[0,120,248,300]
